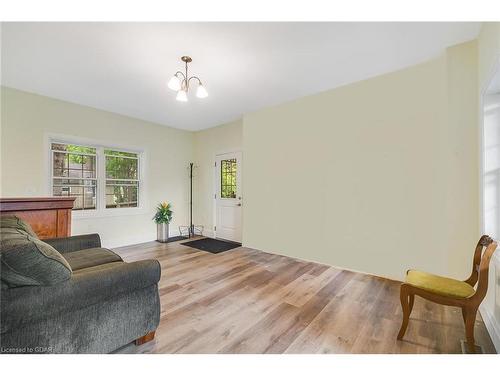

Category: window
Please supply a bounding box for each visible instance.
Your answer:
[52,143,97,210]
[220,158,237,198]
[51,141,142,212]
[105,150,139,208]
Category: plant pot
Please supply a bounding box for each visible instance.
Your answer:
[157,223,169,243]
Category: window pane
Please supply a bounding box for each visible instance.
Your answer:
[52,143,96,154]
[105,148,139,209]
[220,158,237,198]
[52,152,68,176]
[52,151,96,178]
[106,181,138,208]
[52,179,96,210]
[104,149,137,158]
[105,155,138,179]
[52,142,97,211]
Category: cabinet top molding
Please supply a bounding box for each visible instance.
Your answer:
[0,197,75,212]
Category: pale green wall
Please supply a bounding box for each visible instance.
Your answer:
[242,41,478,281]
[193,119,243,235]
[445,41,479,276]
[0,86,243,247]
[0,87,194,248]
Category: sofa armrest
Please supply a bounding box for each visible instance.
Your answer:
[44,234,101,254]
[1,259,161,333]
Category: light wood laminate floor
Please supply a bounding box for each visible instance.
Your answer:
[113,238,496,354]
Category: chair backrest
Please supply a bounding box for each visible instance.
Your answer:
[466,235,498,302]
[465,235,491,287]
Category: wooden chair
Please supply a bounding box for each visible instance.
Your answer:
[397,235,498,353]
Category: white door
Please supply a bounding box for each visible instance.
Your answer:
[215,152,242,243]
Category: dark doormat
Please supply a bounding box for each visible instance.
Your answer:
[181,238,241,254]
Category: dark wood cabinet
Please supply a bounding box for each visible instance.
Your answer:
[0,197,75,239]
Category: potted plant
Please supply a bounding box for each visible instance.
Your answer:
[153,201,173,242]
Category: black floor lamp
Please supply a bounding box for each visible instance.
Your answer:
[180,162,203,238]
[189,162,194,237]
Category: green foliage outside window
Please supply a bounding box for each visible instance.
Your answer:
[104,150,139,208]
[105,153,138,179]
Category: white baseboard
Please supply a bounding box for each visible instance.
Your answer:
[479,305,500,353]
[105,234,155,249]
[241,241,403,282]
[105,228,181,249]
[203,229,215,238]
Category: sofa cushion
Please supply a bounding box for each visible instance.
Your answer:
[0,215,38,238]
[63,247,123,271]
[1,259,161,334]
[44,234,102,254]
[0,227,72,287]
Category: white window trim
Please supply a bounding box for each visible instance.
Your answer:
[46,133,147,219]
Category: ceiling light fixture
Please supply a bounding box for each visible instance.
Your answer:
[167,56,208,102]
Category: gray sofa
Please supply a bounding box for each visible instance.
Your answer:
[0,216,161,353]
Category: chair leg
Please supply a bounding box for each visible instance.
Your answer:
[463,308,477,354]
[397,285,411,340]
[135,331,156,346]
[408,293,415,314]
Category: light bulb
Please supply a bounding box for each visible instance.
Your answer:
[167,75,181,91]
[196,84,208,98]
[176,90,188,102]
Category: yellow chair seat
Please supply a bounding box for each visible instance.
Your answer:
[405,270,475,299]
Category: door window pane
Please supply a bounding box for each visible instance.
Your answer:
[221,158,237,198]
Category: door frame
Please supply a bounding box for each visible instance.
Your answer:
[478,54,500,354]
[479,54,500,242]
[213,150,242,240]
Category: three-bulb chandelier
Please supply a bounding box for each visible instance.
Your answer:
[167,56,208,102]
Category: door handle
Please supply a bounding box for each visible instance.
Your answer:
[236,203,242,206]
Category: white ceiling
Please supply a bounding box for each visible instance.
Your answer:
[1,22,481,131]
